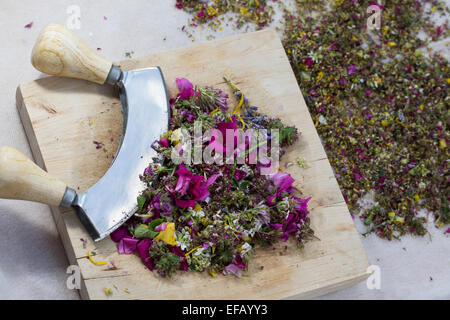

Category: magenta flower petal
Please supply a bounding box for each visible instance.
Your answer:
[117,236,139,254]
[175,78,200,100]
[188,175,205,200]
[110,226,129,242]
[234,255,246,270]
[178,87,196,100]
[169,246,188,271]
[137,239,154,270]
[223,263,243,278]
[234,169,247,181]
[268,172,295,195]
[175,199,196,208]
[159,138,169,148]
[155,222,169,232]
[269,223,283,230]
[205,174,219,187]
[266,194,277,206]
[176,78,193,91]
[174,163,193,196]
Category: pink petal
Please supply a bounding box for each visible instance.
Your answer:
[223,263,242,278]
[159,138,169,148]
[155,222,169,232]
[117,236,139,254]
[175,199,196,208]
[175,78,193,91]
[137,239,153,270]
[110,226,129,242]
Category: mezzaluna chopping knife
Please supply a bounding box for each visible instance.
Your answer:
[0,23,169,241]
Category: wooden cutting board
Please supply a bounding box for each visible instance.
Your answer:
[16,29,369,300]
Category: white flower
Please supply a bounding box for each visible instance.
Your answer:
[240,242,252,255]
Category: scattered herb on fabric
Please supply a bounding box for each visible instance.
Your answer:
[175,0,275,31]
[110,77,314,277]
[281,0,449,239]
[176,0,449,240]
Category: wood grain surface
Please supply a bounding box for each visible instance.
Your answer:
[16,29,369,300]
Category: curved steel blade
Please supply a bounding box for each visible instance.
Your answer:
[74,67,169,241]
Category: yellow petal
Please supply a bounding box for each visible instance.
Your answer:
[154,222,177,245]
[394,217,405,225]
[88,251,107,265]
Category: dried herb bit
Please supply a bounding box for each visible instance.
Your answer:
[93,141,103,149]
[125,51,134,58]
[104,287,113,296]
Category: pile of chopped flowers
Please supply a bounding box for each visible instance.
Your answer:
[176,0,450,240]
[110,77,314,277]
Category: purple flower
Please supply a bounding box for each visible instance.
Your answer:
[190,174,218,202]
[174,163,193,196]
[175,78,199,100]
[143,164,155,175]
[223,263,243,277]
[268,171,295,196]
[159,138,169,148]
[348,65,356,75]
[234,169,247,181]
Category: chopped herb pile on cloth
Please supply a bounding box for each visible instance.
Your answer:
[111,78,314,277]
[176,0,450,240]
[175,0,275,30]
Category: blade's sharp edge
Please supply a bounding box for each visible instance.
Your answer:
[74,67,170,241]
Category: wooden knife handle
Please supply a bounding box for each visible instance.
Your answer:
[0,146,67,206]
[31,23,113,84]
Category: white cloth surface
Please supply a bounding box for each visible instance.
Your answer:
[0,0,448,300]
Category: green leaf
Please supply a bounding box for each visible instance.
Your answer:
[240,180,249,190]
[137,196,146,212]
[133,224,159,239]
[148,218,164,231]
